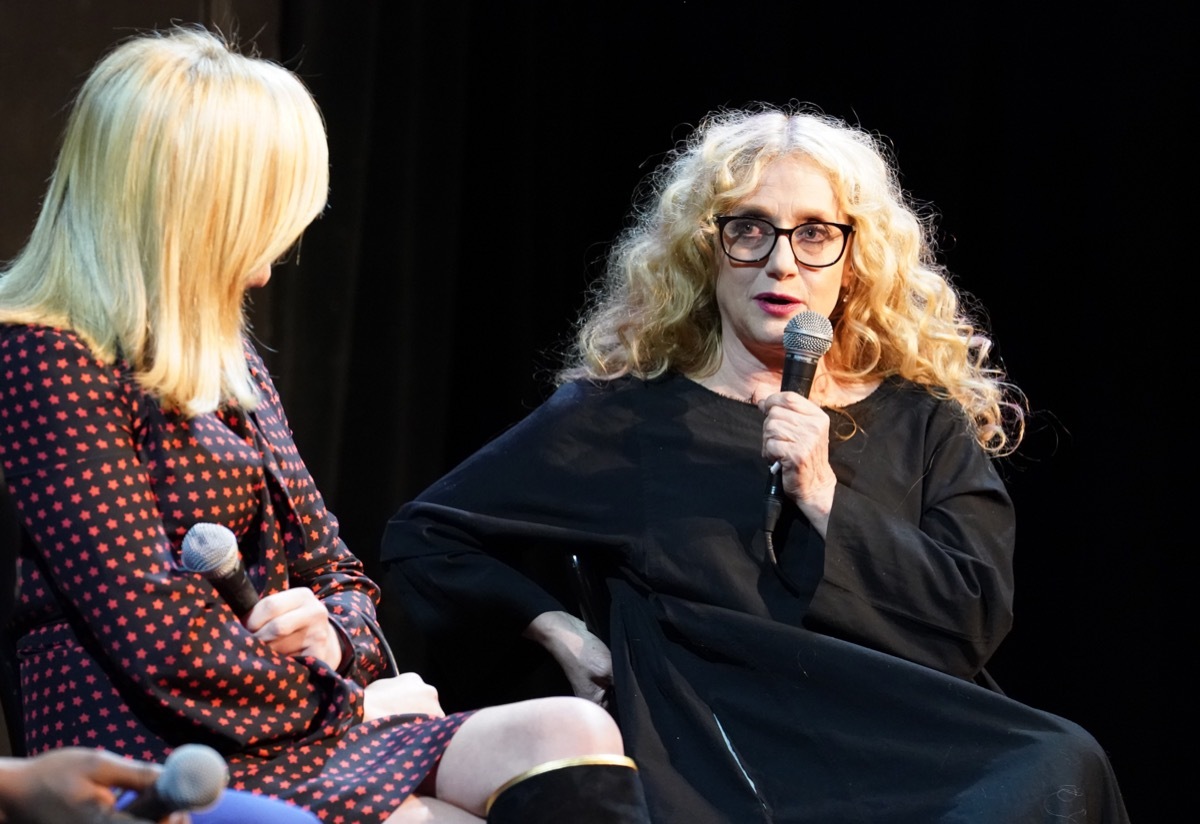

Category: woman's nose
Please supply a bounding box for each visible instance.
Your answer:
[764,232,799,280]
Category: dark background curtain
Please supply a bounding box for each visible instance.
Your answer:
[1,2,1186,819]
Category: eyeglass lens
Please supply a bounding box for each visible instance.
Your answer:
[721,217,847,267]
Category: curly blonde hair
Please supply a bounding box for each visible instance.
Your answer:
[562,104,1024,455]
[0,27,329,415]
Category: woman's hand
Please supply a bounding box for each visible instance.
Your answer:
[759,391,837,537]
[362,673,445,722]
[524,610,613,705]
[244,588,343,671]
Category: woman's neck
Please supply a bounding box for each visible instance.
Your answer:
[693,351,879,408]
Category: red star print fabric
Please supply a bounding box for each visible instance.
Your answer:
[0,323,472,821]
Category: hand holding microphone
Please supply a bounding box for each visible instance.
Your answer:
[119,744,228,821]
[0,747,202,824]
[762,311,835,544]
[182,523,342,668]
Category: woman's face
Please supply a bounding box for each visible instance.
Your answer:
[713,155,851,369]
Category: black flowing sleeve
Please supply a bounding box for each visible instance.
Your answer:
[380,380,641,708]
[804,382,1015,680]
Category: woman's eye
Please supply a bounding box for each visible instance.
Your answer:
[729,219,767,239]
[795,224,832,243]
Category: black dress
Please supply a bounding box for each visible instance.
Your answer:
[382,372,1128,823]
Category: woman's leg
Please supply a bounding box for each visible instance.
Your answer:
[433,696,623,816]
[385,794,483,823]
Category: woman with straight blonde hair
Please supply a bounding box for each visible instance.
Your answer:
[0,27,651,824]
[383,104,1129,822]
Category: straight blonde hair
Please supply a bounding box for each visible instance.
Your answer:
[0,27,329,415]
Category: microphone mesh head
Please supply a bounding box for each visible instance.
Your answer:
[158,743,228,809]
[783,311,834,357]
[181,522,240,577]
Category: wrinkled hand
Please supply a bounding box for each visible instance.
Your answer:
[524,611,612,705]
[362,673,445,722]
[0,748,187,824]
[244,588,342,670]
[759,391,837,537]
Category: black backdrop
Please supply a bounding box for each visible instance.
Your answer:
[0,2,1187,819]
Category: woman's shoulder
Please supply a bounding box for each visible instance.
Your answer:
[0,323,140,479]
[0,322,118,378]
[477,373,677,454]
[548,373,643,405]
[841,375,976,444]
[846,375,948,410]
[0,323,142,416]
[547,372,709,416]
[514,375,640,437]
[2,321,91,352]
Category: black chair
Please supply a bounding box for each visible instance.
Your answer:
[567,552,613,645]
[0,464,27,756]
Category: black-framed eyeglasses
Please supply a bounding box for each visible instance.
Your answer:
[716,215,854,268]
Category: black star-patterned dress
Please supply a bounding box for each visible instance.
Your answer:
[0,323,472,823]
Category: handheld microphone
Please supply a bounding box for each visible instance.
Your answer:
[121,743,228,820]
[764,311,834,540]
[182,522,259,619]
[779,310,835,399]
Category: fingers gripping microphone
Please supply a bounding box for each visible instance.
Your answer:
[121,744,229,819]
[764,311,835,547]
[182,522,259,620]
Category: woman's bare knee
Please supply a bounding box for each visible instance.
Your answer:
[532,695,623,751]
[433,696,627,813]
[384,793,483,823]
[484,696,622,755]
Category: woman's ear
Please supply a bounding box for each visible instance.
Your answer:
[246,264,272,288]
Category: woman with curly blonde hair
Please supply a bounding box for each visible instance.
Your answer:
[568,104,1021,456]
[383,105,1128,823]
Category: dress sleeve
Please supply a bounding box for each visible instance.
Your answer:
[243,347,390,685]
[0,327,363,749]
[381,383,631,704]
[804,390,1016,679]
[382,387,613,632]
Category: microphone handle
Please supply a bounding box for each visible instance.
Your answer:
[780,350,819,397]
[121,783,177,820]
[769,350,821,498]
[763,348,825,555]
[210,566,260,619]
